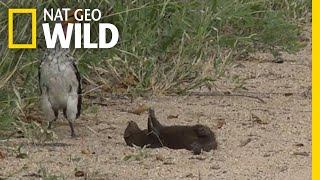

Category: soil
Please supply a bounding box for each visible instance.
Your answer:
[0,26,311,180]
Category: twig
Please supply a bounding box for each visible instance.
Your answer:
[86,126,98,135]
[188,92,266,103]
[91,102,109,107]
[147,131,164,147]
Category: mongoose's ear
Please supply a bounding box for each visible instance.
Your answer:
[124,121,141,138]
[148,109,160,136]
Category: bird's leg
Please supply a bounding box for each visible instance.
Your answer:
[68,121,77,138]
[41,94,58,130]
[48,121,53,129]
[66,90,80,138]
[48,110,58,129]
[66,98,78,138]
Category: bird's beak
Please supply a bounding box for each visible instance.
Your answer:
[62,8,82,25]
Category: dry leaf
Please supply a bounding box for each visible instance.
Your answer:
[101,84,111,92]
[294,143,304,147]
[167,115,179,119]
[123,74,136,86]
[114,87,127,94]
[75,170,85,177]
[215,119,226,129]
[284,93,293,96]
[233,63,246,68]
[251,114,268,124]
[239,138,252,147]
[272,59,284,64]
[195,112,205,117]
[26,114,42,123]
[292,152,309,156]
[0,150,6,159]
[81,149,90,155]
[163,160,175,165]
[210,165,220,170]
[16,153,28,159]
[280,166,288,172]
[130,104,149,115]
[155,155,165,161]
[186,173,194,178]
[22,173,42,178]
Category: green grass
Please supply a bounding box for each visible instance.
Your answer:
[124,145,151,161]
[0,0,311,136]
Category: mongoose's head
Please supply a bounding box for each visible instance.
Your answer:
[124,121,162,148]
[189,124,218,154]
[124,121,142,143]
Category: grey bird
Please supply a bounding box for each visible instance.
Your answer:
[39,9,82,137]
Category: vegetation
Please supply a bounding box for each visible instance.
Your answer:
[0,0,311,137]
[124,145,150,161]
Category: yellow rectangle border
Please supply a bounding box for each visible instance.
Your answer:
[8,9,37,49]
[313,0,317,179]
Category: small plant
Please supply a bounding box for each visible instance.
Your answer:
[123,145,150,161]
[38,165,65,180]
[13,120,57,144]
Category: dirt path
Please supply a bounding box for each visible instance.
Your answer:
[0,26,311,180]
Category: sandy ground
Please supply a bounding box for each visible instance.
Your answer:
[0,26,311,180]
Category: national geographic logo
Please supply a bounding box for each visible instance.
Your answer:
[8,9,37,48]
[8,8,119,49]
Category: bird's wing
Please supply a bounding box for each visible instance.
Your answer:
[38,51,50,95]
[38,61,48,95]
[70,60,82,118]
[38,63,42,94]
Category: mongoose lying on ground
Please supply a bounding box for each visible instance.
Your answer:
[124,109,217,154]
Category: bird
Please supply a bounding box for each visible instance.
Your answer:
[39,9,82,137]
